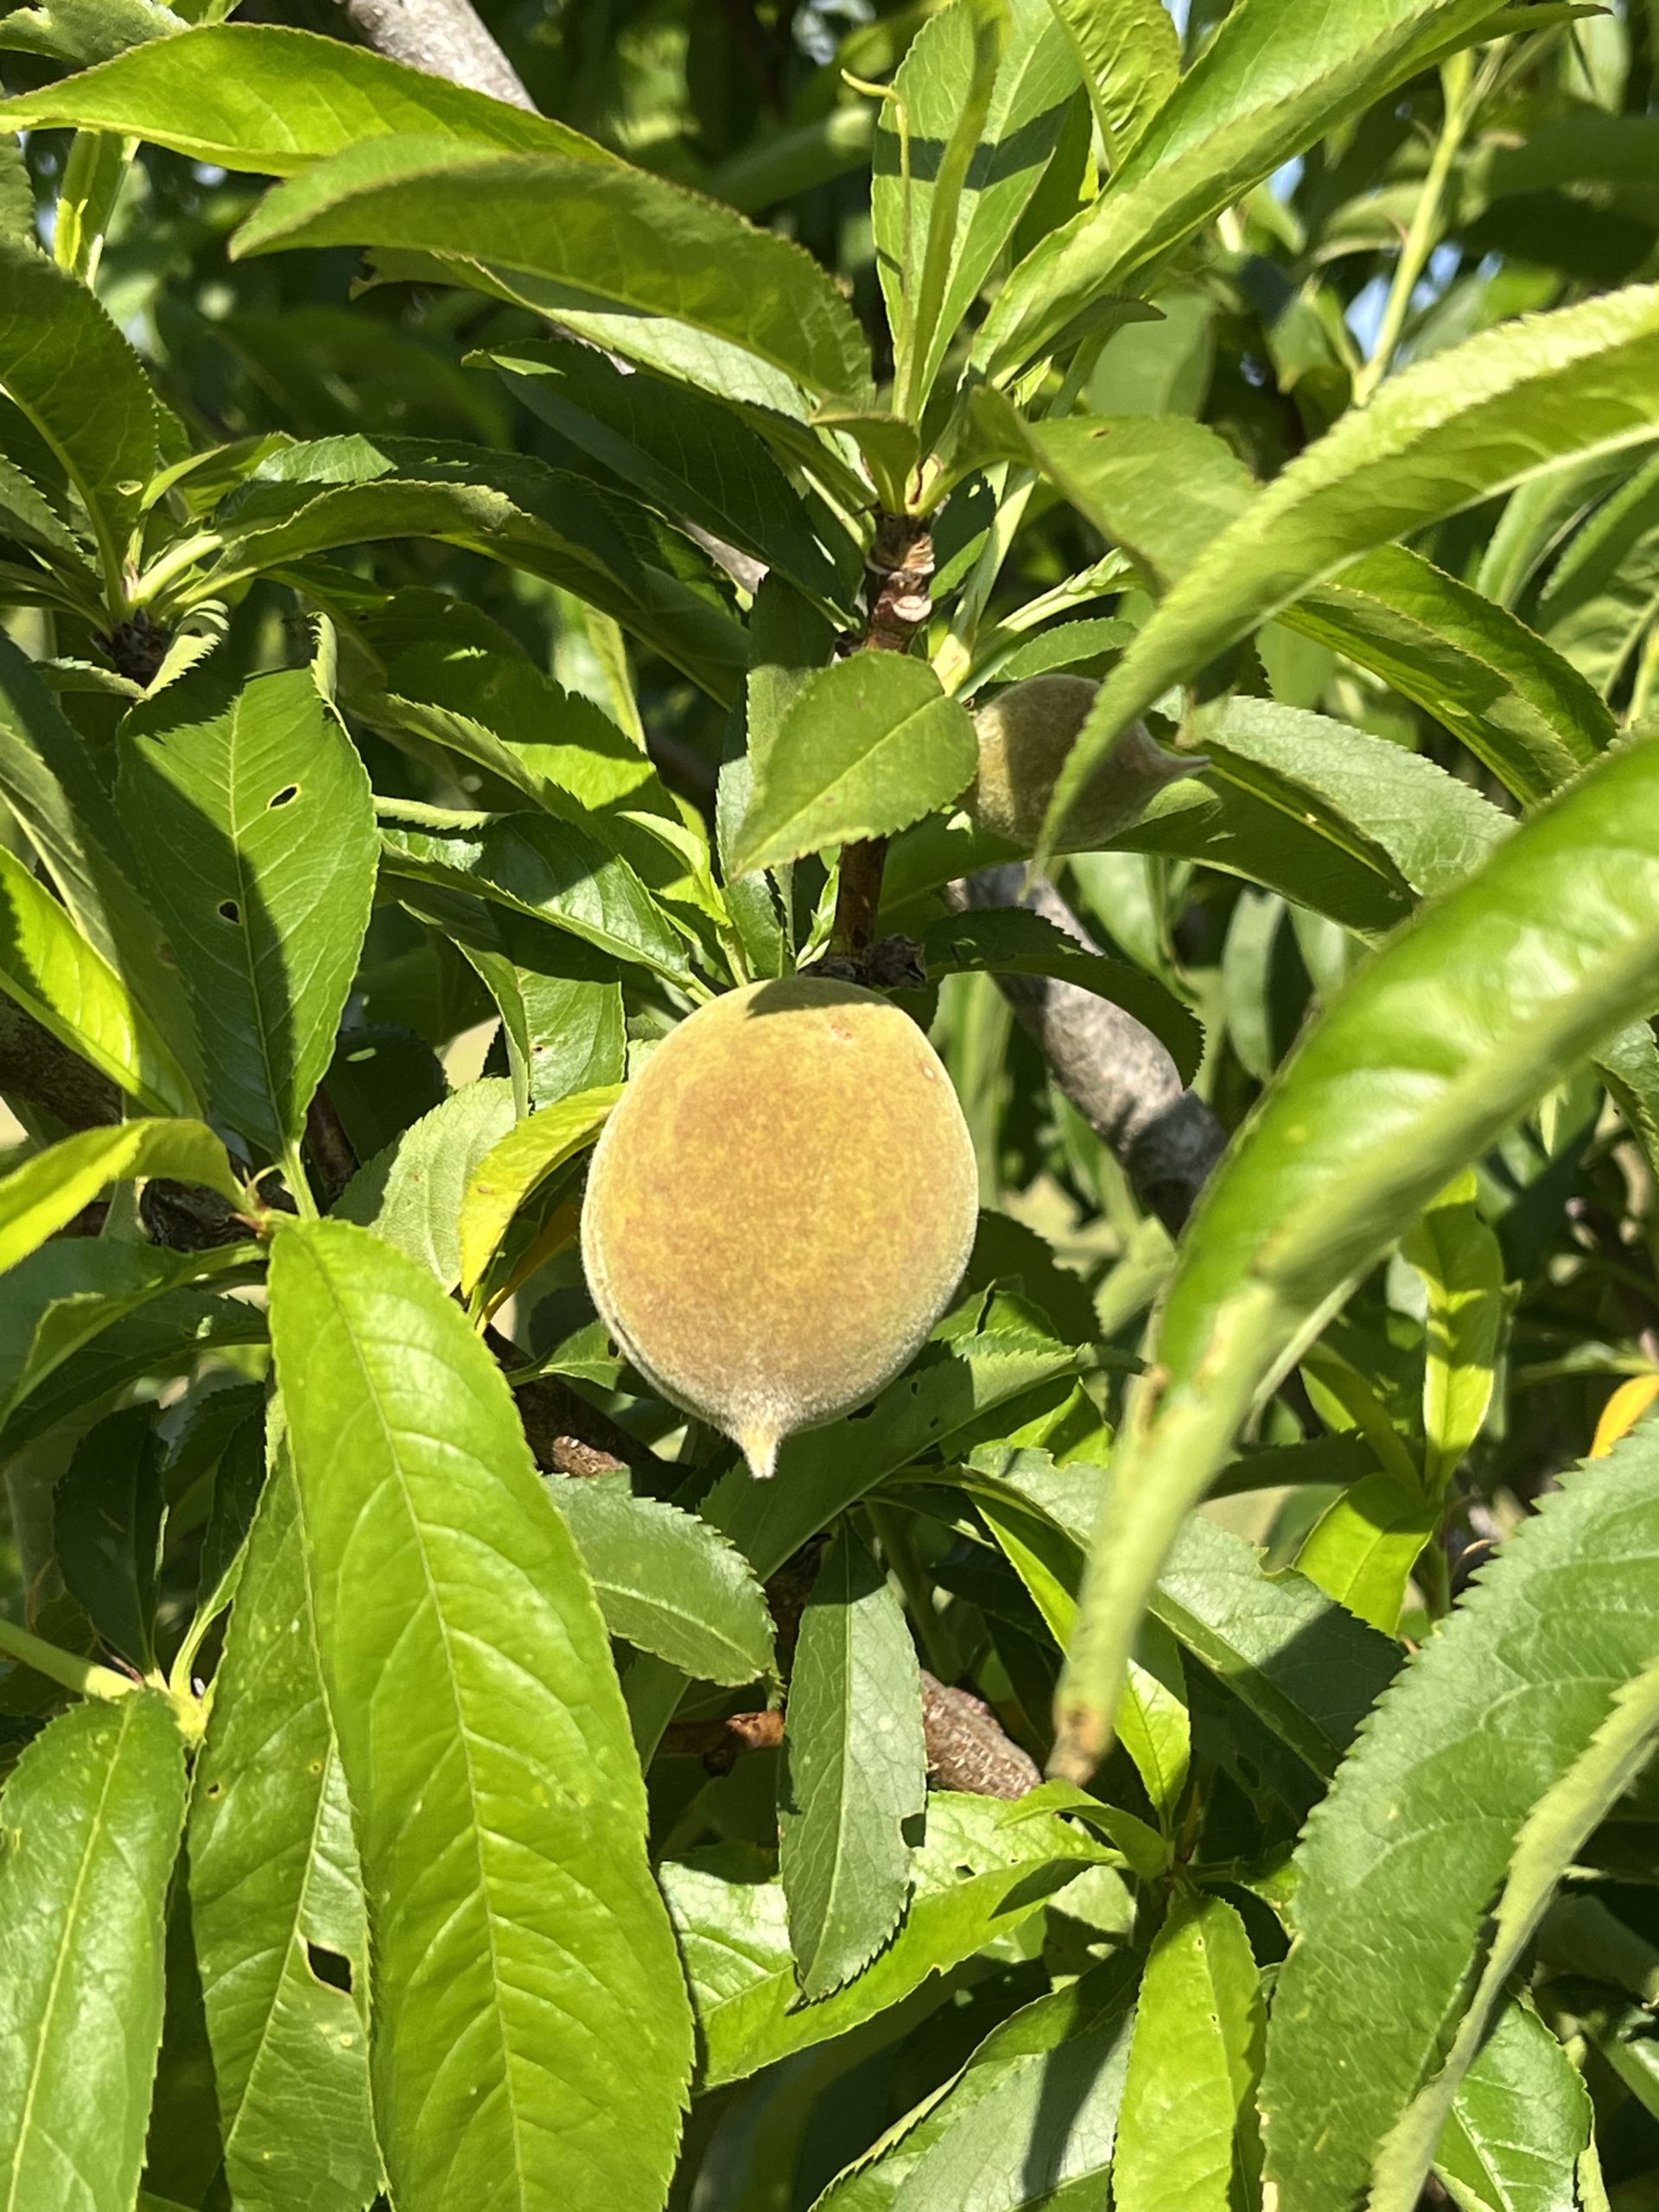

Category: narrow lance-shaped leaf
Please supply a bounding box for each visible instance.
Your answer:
[1043,0,1179,168]
[54,1406,163,1672]
[977,0,1504,379]
[1050,726,1659,1783]
[0,238,155,605]
[0,1694,188,2212]
[268,1220,693,2212]
[190,1454,380,2212]
[118,670,378,1161]
[732,653,977,875]
[1039,284,1659,860]
[1262,1441,1659,2212]
[779,1523,927,1999]
[1405,1170,1505,1491]
[229,134,874,404]
[0,22,618,171]
[1114,1892,1264,2212]
[456,1083,624,1298]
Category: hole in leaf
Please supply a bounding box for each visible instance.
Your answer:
[218,899,240,925]
[204,1781,222,1800]
[269,784,299,808]
[306,1942,353,1995]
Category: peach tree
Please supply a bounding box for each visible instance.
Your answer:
[2,0,1659,2208]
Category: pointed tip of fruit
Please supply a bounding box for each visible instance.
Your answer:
[738,1425,780,1480]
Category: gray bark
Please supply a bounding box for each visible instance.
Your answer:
[331,0,534,107]
[955,866,1225,1235]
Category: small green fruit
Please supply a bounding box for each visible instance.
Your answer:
[581,977,979,1478]
[969,673,1193,852]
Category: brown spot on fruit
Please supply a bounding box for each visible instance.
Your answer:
[581,977,979,1478]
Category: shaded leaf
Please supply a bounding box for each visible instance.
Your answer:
[663,1790,1106,2087]
[190,1457,379,2212]
[1435,1999,1594,2212]
[1044,0,1178,166]
[456,1081,623,1297]
[54,1405,162,1670]
[334,1077,517,1292]
[814,1950,1139,2210]
[118,670,377,1160]
[919,906,1202,1084]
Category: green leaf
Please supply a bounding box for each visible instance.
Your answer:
[0,632,190,1039]
[548,1471,775,1687]
[3,1286,264,1456]
[814,1951,1139,2211]
[0,0,184,70]
[1281,543,1612,804]
[1371,1649,1659,2212]
[0,1118,239,1276]
[1295,1469,1438,1636]
[1040,284,1659,859]
[1535,448,1659,693]
[779,1523,926,1999]
[334,1077,517,1292]
[876,0,1079,416]
[625,1316,1081,1758]
[54,1405,162,1670]
[0,1694,188,2212]
[483,339,852,611]
[267,1219,693,2212]
[1114,1893,1263,2212]
[1051,722,1659,1783]
[977,0,1502,378]
[732,654,977,874]
[192,446,747,703]
[0,238,155,605]
[0,1238,207,1432]
[1043,0,1179,167]
[919,906,1203,1084]
[190,1456,379,2212]
[456,1082,623,1297]
[1434,1999,1594,2212]
[0,846,199,1118]
[118,670,377,1160]
[230,135,874,404]
[379,812,690,985]
[0,22,613,171]
[663,1789,1106,2088]
[1405,1171,1505,1490]
[1261,1444,1659,2211]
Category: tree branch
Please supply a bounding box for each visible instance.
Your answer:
[0,995,119,1131]
[659,1671,1039,1797]
[952,866,1224,1235]
[330,0,533,108]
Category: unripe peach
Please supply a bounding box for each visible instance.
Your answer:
[969,674,1192,851]
[581,977,978,1478]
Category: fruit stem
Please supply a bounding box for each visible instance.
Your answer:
[830,511,937,959]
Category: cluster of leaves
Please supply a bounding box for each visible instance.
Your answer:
[5,0,1659,2208]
